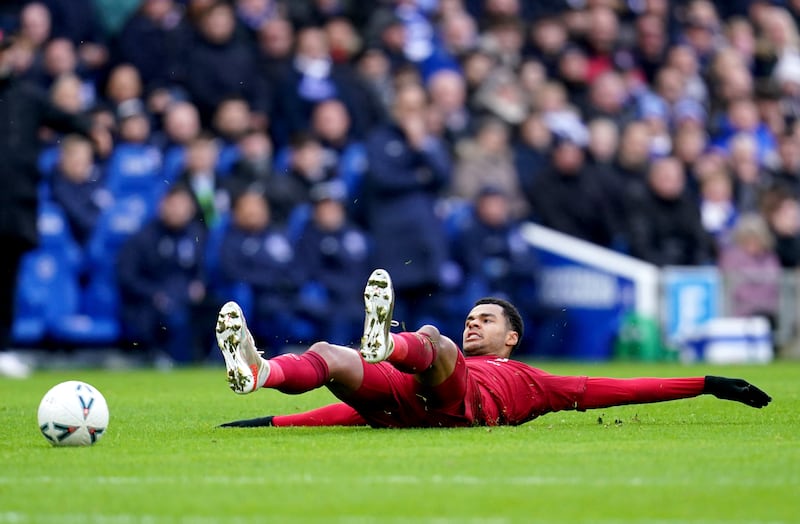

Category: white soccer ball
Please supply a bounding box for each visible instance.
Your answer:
[37,381,109,447]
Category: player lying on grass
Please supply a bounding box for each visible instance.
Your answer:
[216,269,772,428]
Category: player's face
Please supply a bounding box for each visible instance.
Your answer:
[462,303,517,357]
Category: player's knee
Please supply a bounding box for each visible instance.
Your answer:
[418,325,458,358]
[417,324,441,342]
[308,341,358,372]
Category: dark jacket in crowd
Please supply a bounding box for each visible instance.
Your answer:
[527,165,618,248]
[626,188,715,266]
[184,32,268,121]
[363,125,451,291]
[0,75,92,248]
[114,7,192,89]
[267,167,336,225]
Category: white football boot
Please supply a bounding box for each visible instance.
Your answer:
[360,269,396,363]
[215,301,269,394]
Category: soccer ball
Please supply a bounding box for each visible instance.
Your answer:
[37,381,109,447]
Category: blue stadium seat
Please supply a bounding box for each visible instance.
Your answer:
[12,250,80,346]
[37,200,83,271]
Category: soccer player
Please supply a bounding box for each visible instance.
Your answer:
[217,269,772,428]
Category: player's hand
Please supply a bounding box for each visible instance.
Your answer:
[704,376,772,408]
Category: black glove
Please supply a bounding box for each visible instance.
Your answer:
[704,376,772,408]
[218,415,274,428]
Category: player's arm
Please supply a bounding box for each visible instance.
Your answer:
[218,403,367,428]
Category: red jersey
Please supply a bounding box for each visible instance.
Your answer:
[346,353,588,428]
[463,356,587,426]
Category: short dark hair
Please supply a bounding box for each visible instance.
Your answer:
[473,297,524,352]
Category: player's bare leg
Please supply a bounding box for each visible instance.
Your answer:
[360,268,460,386]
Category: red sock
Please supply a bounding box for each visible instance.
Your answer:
[387,332,437,373]
[578,377,705,410]
[272,403,366,427]
[263,352,329,394]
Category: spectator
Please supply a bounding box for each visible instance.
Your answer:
[627,156,715,266]
[614,120,653,188]
[117,185,212,365]
[105,99,162,201]
[0,34,110,378]
[235,0,280,36]
[764,190,800,267]
[103,63,144,114]
[634,13,669,84]
[49,72,85,113]
[114,0,192,91]
[680,0,722,68]
[527,131,618,248]
[176,133,229,228]
[583,70,636,127]
[451,116,528,218]
[184,1,268,125]
[294,181,371,346]
[586,118,620,175]
[218,190,304,352]
[16,2,51,74]
[582,6,626,82]
[451,186,539,331]
[44,0,108,73]
[273,25,352,144]
[211,96,251,174]
[526,15,568,79]
[157,101,202,183]
[439,8,478,59]
[719,213,781,321]
[227,129,273,199]
[51,134,112,245]
[698,168,738,248]
[309,98,367,202]
[728,132,767,213]
[269,133,336,224]
[768,130,800,198]
[665,44,708,107]
[479,15,525,70]
[513,112,551,197]
[29,37,94,98]
[256,16,294,90]
[362,81,451,328]
[714,97,777,166]
[556,45,590,109]
[324,16,360,65]
[426,68,473,146]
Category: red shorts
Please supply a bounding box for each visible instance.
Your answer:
[340,352,475,428]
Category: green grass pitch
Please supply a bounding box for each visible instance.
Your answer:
[1,361,798,523]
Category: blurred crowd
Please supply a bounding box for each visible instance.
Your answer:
[1,0,800,365]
